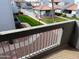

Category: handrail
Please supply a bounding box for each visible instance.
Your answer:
[0,20,75,35]
[0,20,75,44]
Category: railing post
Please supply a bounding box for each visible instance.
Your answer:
[69,20,79,49]
[60,21,75,46]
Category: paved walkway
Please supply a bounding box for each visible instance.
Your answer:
[42,47,79,59]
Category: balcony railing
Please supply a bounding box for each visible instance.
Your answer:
[0,20,78,59]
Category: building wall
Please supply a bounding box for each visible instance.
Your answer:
[63,0,74,4]
[0,0,15,31]
[40,0,49,5]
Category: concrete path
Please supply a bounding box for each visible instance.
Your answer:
[42,47,79,59]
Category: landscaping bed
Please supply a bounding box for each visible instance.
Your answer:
[16,15,43,26]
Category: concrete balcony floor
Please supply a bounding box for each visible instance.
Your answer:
[41,46,79,59]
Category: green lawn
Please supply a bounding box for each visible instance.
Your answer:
[65,17,79,20]
[17,15,43,26]
[41,17,67,24]
[16,15,67,26]
[59,13,79,20]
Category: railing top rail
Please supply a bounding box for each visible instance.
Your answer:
[0,20,76,42]
[0,20,75,35]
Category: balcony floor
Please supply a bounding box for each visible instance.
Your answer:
[41,47,79,59]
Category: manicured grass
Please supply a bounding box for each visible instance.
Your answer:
[17,15,43,26]
[59,13,79,20]
[16,14,67,26]
[41,17,66,24]
[54,17,67,22]
[64,17,79,20]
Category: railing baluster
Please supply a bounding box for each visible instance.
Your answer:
[54,30,56,44]
[37,33,39,51]
[43,32,46,48]
[44,32,47,48]
[41,33,43,49]
[47,31,49,47]
[23,37,27,58]
[19,38,21,58]
[39,33,41,50]
[1,42,7,59]
[33,34,36,52]
[37,33,41,51]
[51,30,54,45]
[29,35,32,54]
[50,31,52,45]
[13,41,18,59]
[41,33,44,49]
[33,34,37,53]
[53,30,56,44]
[27,36,31,57]
[7,43,12,59]
[33,34,37,51]
[55,29,59,44]
[48,31,51,46]
[49,31,51,46]
[46,32,48,47]
[43,32,45,48]
[54,29,58,44]
[32,35,34,53]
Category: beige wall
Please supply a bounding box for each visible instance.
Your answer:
[0,0,15,31]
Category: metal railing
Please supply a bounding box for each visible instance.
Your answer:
[0,20,76,59]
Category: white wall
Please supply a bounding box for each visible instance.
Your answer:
[63,0,74,4]
[0,0,15,31]
[11,1,19,13]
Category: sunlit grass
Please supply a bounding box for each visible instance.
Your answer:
[41,17,67,24]
[17,15,43,26]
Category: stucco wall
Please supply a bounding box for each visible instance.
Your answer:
[0,0,15,31]
[63,0,74,4]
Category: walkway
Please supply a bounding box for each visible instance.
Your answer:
[42,47,79,59]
